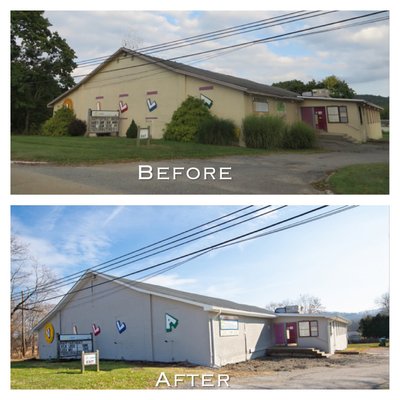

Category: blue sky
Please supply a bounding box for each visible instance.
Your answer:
[42,9,390,96]
[11,205,389,313]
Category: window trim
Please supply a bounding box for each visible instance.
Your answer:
[298,320,319,337]
[327,105,348,123]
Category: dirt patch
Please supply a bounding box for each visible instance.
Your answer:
[223,352,381,375]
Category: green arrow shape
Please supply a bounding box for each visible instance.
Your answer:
[165,313,179,332]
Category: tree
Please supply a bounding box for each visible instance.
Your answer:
[272,76,356,98]
[272,79,307,95]
[163,96,212,142]
[321,75,356,99]
[11,235,57,357]
[359,313,389,338]
[265,293,325,314]
[375,292,389,315]
[11,11,77,133]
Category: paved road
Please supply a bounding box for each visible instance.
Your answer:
[11,139,388,195]
[229,349,389,389]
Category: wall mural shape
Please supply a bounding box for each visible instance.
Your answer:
[119,101,128,113]
[116,320,127,334]
[200,94,213,109]
[44,322,55,343]
[73,324,78,334]
[165,313,179,333]
[147,98,157,112]
[92,323,101,336]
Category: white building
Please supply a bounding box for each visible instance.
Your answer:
[34,271,349,366]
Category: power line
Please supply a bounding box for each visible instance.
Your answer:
[24,205,340,308]
[12,205,253,299]
[12,205,277,300]
[75,10,332,68]
[69,11,388,81]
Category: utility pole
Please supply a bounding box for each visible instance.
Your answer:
[21,291,25,358]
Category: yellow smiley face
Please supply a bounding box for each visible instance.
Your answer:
[44,322,54,344]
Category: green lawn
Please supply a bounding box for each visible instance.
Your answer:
[11,359,214,389]
[11,135,276,164]
[345,342,388,352]
[326,163,389,194]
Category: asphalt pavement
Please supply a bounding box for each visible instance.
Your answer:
[11,138,388,195]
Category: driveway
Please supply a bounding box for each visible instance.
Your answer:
[226,348,389,389]
[11,138,388,194]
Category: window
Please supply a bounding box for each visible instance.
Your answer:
[253,96,269,113]
[327,106,348,123]
[298,321,319,337]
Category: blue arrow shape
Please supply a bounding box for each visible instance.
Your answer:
[116,320,127,334]
[147,98,157,112]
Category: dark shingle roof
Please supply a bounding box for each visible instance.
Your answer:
[112,273,275,317]
[48,47,300,106]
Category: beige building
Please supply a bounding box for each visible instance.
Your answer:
[48,47,382,143]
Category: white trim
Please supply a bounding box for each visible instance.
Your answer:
[204,305,276,319]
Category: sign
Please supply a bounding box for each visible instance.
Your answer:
[59,334,91,341]
[200,94,213,109]
[44,322,55,344]
[139,128,149,139]
[220,316,239,337]
[116,320,127,334]
[91,110,119,117]
[58,333,93,359]
[165,313,179,332]
[146,98,157,112]
[81,350,100,373]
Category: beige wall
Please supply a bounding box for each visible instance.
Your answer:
[301,99,382,142]
[54,53,298,139]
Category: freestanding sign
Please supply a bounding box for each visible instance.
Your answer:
[81,350,100,373]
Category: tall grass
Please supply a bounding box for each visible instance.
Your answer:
[243,115,286,149]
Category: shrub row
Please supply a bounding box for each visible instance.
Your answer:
[42,107,86,136]
[163,96,237,145]
[243,115,316,150]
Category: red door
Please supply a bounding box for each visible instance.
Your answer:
[274,323,286,345]
[314,107,327,131]
[301,107,314,127]
[286,322,298,344]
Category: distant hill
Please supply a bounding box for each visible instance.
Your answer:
[325,309,382,331]
[355,94,389,118]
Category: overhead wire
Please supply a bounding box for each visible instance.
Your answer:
[11,205,254,299]
[23,205,339,308]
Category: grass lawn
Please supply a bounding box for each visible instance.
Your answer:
[345,342,389,352]
[10,359,216,389]
[325,163,389,194]
[11,135,279,165]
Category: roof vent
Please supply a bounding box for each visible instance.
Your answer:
[274,305,305,314]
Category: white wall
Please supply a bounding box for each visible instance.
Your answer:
[211,314,273,366]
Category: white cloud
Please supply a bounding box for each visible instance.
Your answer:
[44,10,389,95]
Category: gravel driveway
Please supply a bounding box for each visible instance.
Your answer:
[224,348,389,389]
[11,138,388,194]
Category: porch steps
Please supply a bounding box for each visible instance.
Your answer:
[266,347,331,359]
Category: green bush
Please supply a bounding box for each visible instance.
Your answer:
[242,115,286,149]
[197,116,237,145]
[164,96,212,142]
[282,121,316,149]
[41,107,75,136]
[68,118,87,136]
[126,119,138,139]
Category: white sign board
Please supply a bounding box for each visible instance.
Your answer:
[139,128,149,139]
[91,110,119,117]
[83,353,97,365]
[220,316,239,336]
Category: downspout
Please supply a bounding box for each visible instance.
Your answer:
[209,309,222,367]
